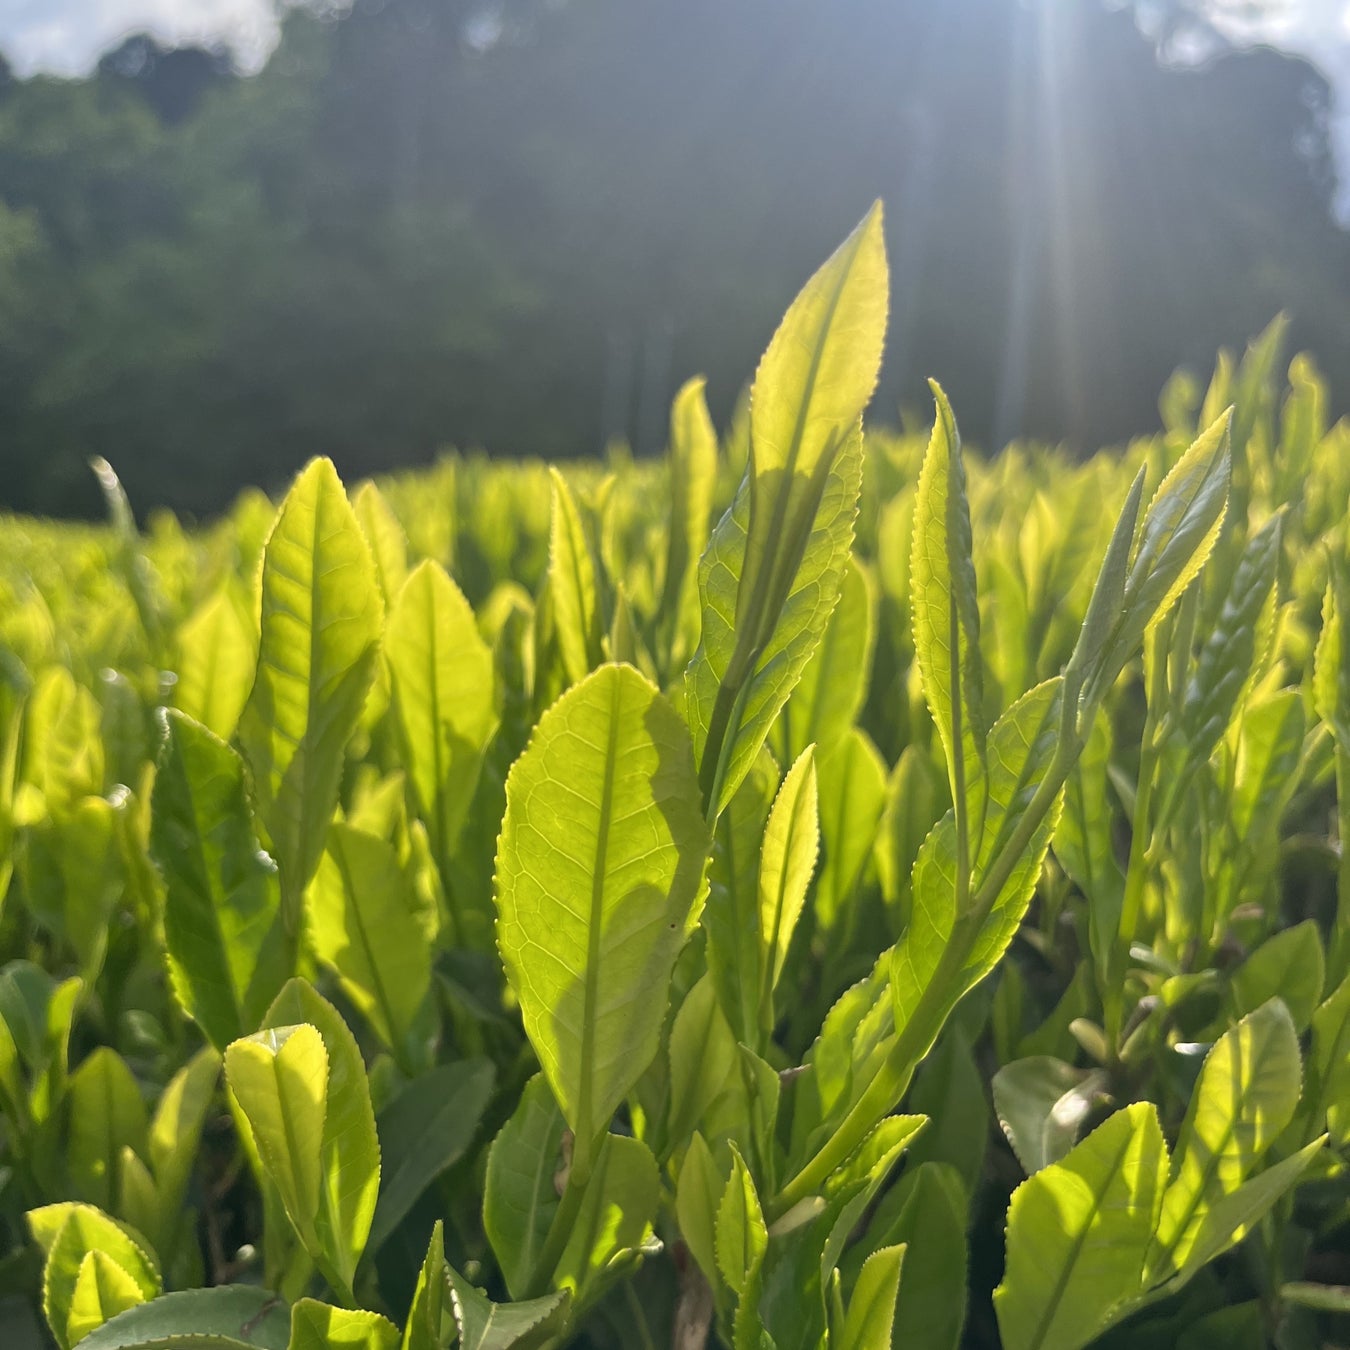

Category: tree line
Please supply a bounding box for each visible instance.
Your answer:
[1,0,1347,517]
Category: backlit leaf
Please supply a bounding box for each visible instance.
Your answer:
[239,457,383,927]
[494,663,709,1167]
[151,709,288,1051]
[995,1102,1168,1350]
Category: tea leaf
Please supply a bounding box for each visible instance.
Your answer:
[995,1102,1168,1350]
[553,1133,660,1300]
[66,1251,147,1347]
[836,1244,904,1350]
[495,663,709,1169]
[31,1204,161,1350]
[401,1222,447,1350]
[239,457,383,927]
[384,560,498,874]
[75,1287,290,1350]
[288,1299,399,1350]
[224,1024,328,1258]
[547,469,603,688]
[262,980,381,1302]
[660,376,719,673]
[65,1049,148,1215]
[306,822,431,1064]
[483,1075,567,1301]
[685,205,885,817]
[1150,999,1302,1282]
[912,382,987,860]
[446,1266,570,1350]
[758,745,819,1032]
[993,1057,1107,1175]
[151,710,289,1051]
[172,586,257,742]
[369,1058,495,1254]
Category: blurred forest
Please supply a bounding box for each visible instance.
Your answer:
[1,0,1348,517]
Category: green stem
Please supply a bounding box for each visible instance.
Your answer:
[769,725,1081,1220]
[523,1152,591,1301]
[1105,645,1168,1053]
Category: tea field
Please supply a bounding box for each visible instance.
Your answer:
[0,207,1347,1349]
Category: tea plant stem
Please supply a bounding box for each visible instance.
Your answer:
[1105,641,1168,1053]
[770,729,1080,1218]
[523,1154,590,1301]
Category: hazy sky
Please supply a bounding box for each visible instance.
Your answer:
[0,0,1344,74]
[1,0,1348,189]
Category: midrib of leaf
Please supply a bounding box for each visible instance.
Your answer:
[949,574,971,903]
[420,596,452,867]
[578,670,623,1160]
[1025,1116,1138,1350]
[701,252,858,810]
[173,738,245,1033]
[521,1123,560,1282]
[267,1042,317,1245]
[761,780,809,1019]
[332,837,398,1048]
[297,507,347,908]
[567,513,592,657]
[1153,1042,1267,1277]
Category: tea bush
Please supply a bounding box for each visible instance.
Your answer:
[0,205,1347,1349]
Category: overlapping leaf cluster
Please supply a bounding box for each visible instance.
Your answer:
[0,212,1348,1350]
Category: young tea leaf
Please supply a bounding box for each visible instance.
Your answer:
[239,457,383,931]
[994,1102,1168,1350]
[684,205,886,817]
[494,663,709,1170]
[1149,999,1303,1283]
[911,382,987,866]
[383,560,498,887]
[151,710,290,1050]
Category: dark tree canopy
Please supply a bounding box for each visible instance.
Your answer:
[0,0,1346,517]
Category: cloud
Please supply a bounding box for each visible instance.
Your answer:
[0,0,280,75]
[1204,0,1350,214]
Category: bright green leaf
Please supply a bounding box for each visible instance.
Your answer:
[995,1102,1168,1350]
[446,1266,569,1350]
[224,1024,328,1257]
[384,560,498,880]
[494,663,709,1168]
[1149,999,1303,1282]
[837,1244,904,1350]
[287,1300,399,1350]
[306,822,431,1065]
[66,1252,145,1347]
[239,457,383,927]
[262,980,381,1303]
[758,744,818,1031]
[151,709,289,1051]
